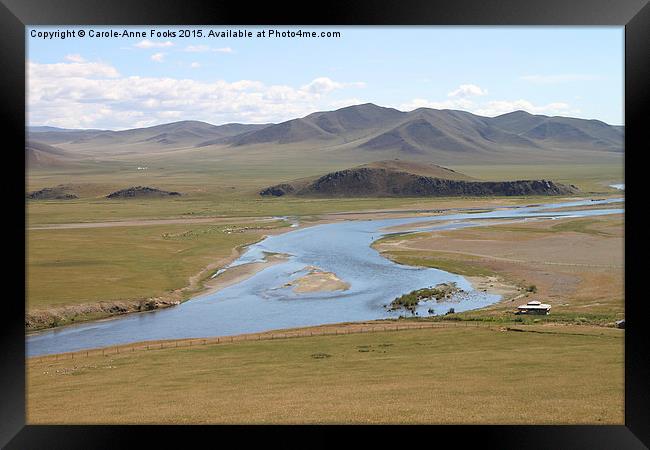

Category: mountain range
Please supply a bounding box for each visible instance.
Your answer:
[27,103,624,167]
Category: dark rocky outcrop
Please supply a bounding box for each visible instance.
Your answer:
[259,183,295,197]
[260,167,578,198]
[27,186,78,200]
[106,186,181,199]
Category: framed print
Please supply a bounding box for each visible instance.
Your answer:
[1,0,648,447]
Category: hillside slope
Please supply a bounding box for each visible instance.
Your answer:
[26,141,78,168]
[259,160,578,198]
[27,104,624,164]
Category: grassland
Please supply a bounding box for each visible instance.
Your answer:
[25,220,293,330]
[26,156,624,226]
[25,157,623,327]
[449,162,624,193]
[26,325,623,424]
[27,221,291,309]
[373,213,624,325]
[25,158,625,424]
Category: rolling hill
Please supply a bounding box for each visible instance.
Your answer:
[226,104,622,156]
[27,104,624,164]
[28,121,271,151]
[259,160,579,198]
[26,141,78,168]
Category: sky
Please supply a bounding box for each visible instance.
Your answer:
[26,26,624,130]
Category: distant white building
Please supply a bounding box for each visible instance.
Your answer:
[516,300,551,315]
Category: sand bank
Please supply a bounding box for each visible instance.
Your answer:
[283,266,350,293]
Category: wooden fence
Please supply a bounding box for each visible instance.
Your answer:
[29,320,498,363]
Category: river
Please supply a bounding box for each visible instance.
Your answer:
[26,197,624,356]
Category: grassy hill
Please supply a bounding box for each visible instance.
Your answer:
[259,160,579,198]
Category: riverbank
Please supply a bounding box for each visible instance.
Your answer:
[27,198,624,357]
[372,212,624,325]
[25,203,506,333]
[26,244,247,332]
[26,224,301,332]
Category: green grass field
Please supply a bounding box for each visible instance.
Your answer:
[26,159,624,226]
[25,158,625,424]
[450,162,624,193]
[25,160,624,321]
[27,325,623,424]
[381,250,499,277]
[27,221,287,309]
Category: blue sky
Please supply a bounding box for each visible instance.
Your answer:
[27,26,624,129]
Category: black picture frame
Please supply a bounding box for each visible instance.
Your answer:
[2,0,647,447]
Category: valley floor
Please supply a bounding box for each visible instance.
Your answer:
[25,154,625,424]
[26,207,625,424]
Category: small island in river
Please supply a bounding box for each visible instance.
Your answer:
[283,266,351,293]
[388,282,463,313]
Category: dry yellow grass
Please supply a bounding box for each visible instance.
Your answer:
[26,221,289,310]
[374,214,624,321]
[27,325,623,424]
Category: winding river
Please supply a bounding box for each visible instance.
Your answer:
[27,197,623,356]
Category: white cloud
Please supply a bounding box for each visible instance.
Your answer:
[27,60,366,129]
[301,77,365,95]
[134,40,174,49]
[184,45,210,53]
[399,97,573,118]
[27,60,120,78]
[473,100,573,117]
[190,62,201,68]
[64,54,85,63]
[520,74,600,84]
[399,97,474,111]
[328,98,365,109]
[448,84,488,98]
[302,77,344,94]
[150,53,165,63]
[184,45,234,53]
[396,83,573,117]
